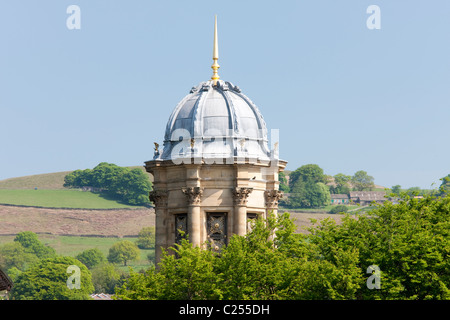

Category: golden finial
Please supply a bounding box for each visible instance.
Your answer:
[211,15,220,84]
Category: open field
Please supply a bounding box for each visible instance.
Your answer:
[0,234,154,272]
[0,204,154,237]
[0,189,142,209]
[0,167,152,190]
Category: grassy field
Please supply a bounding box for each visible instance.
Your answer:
[0,167,152,190]
[0,189,141,209]
[0,234,154,272]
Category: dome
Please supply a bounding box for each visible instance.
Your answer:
[157,79,271,162]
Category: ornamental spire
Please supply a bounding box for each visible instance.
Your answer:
[211,15,220,84]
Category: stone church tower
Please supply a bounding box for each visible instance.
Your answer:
[145,16,287,263]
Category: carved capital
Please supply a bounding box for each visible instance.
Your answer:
[182,187,204,205]
[265,190,283,208]
[232,187,253,206]
[149,190,168,207]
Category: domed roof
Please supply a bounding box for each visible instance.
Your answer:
[156,79,270,162]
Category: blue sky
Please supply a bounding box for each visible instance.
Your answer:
[1,0,449,189]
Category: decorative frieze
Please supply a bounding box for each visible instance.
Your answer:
[232,187,253,206]
[182,186,204,205]
[265,190,283,208]
[149,190,168,207]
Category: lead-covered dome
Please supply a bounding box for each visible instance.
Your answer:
[156,79,270,161]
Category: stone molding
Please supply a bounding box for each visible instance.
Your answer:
[182,187,204,205]
[149,190,168,207]
[232,187,253,206]
[265,190,283,208]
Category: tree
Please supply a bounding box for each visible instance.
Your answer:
[75,248,105,269]
[64,163,152,206]
[115,212,362,300]
[14,231,56,259]
[91,263,125,294]
[10,256,94,300]
[289,164,326,188]
[136,227,156,249]
[391,185,402,196]
[330,173,351,194]
[107,240,140,266]
[439,174,450,195]
[278,172,290,193]
[351,170,374,191]
[309,194,450,299]
[0,242,39,272]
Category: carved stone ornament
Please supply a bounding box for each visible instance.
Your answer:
[149,190,168,207]
[182,187,204,205]
[265,190,283,208]
[232,187,253,206]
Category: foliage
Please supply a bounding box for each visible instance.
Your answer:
[329,205,349,214]
[14,231,56,260]
[91,263,126,294]
[278,172,290,193]
[309,194,450,299]
[64,162,152,206]
[330,173,351,195]
[391,185,402,196]
[351,170,375,191]
[75,248,106,269]
[439,174,450,195]
[136,227,156,249]
[107,240,140,266]
[287,164,331,209]
[115,212,362,300]
[117,194,450,300]
[0,242,38,272]
[10,256,94,300]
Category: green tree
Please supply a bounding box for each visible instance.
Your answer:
[278,172,290,193]
[309,194,450,299]
[391,185,402,196]
[91,263,125,294]
[439,174,450,195]
[289,164,326,187]
[0,242,39,272]
[14,231,56,259]
[351,170,375,191]
[64,163,152,206]
[10,256,94,300]
[107,240,140,266]
[331,173,351,194]
[75,248,106,269]
[136,227,156,249]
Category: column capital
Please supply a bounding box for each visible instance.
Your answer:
[265,190,283,208]
[232,187,253,206]
[182,186,204,205]
[149,190,168,207]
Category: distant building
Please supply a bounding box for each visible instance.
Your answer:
[349,191,387,205]
[330,194,349,205]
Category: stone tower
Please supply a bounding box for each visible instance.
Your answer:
[145,16,287,264]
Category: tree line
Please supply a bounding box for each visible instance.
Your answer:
[63,162,152,206]
[116,193,450,300]
[279,164,441,209]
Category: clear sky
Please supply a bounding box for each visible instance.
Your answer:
[1,0,449,189]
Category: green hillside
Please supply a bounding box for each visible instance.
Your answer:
[0,189,140,209]
[0,166,152,190]
[0,166,153,209]
[0,171,72,190]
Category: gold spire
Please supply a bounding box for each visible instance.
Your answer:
[211,15,220,84]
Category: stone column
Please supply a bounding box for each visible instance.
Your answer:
[232,187,253,236]
[182,187,204,247]
[149,190,168,266]
[265,190,283,216]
